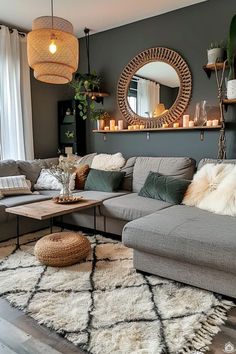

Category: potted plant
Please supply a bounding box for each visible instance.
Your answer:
[70,72,101,120]
[227,15,236,99]
[207,41,225,65]
[94,110,110,130]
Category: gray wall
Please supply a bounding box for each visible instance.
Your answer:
[30,72,73,158]
[30,0,236,161]
[76,0,236,162]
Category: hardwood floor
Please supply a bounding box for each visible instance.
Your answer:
[0,298,235,354]
[0,298,84,354]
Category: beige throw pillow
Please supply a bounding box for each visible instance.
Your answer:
[0,175,32,196]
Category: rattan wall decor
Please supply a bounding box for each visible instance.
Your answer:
[117,47,192,128]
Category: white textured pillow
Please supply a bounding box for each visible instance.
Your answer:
[0,175,32,196]
[91,153,126,171]
[34,169,76,191]
[183,163,236,216]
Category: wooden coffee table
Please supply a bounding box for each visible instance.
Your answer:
[6,199,102,248]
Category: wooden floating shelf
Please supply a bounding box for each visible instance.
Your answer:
[223,99,236,105]
[203,62,228,78]
[93,126,221,133]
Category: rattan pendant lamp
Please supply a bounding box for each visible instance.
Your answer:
[27,0,79,84]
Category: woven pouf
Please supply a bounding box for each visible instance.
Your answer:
[34,232,91,267]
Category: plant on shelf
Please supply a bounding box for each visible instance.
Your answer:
[207,41,225,65]
[227,14,236,100]
[70,72,101,120]
[94,110,110,130]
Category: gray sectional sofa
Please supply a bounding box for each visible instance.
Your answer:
[0,156,235,298]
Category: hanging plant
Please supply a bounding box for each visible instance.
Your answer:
[70,72,102,120]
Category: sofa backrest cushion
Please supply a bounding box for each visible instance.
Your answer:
[198,158,236,170]
[132,157,196,192]
[0,160,20,177]
[120,157,137,191]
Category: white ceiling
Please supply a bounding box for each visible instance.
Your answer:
[0,0,206,37]
[136,62,180,88]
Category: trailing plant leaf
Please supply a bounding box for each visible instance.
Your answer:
[227,14,236,80]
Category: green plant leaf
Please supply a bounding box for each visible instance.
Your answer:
[227,14,236,80]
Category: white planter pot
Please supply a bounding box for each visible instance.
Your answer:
[96,119,105,130]
[207,48,224,65]
[227,80,236,99]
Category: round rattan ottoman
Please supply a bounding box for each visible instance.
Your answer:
[34,232,91,267]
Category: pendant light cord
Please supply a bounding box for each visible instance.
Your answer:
[51,0,54,29]
[84,28,91,74]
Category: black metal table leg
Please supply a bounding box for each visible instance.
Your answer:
[94,206,97,235]
[60,215,63,232]
[16,215,20,249]
[50,217,53,234]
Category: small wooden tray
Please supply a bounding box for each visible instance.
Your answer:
[52,196,84,204]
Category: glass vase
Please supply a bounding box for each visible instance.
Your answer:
[194,100,208,126]
[59,183,72,198]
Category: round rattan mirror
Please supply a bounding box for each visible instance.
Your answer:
[117,47,192,128]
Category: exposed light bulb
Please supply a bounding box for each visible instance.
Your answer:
[49,39,57,54]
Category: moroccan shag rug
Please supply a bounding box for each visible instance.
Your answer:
[0,230,234,354]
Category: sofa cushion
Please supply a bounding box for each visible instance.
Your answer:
[139,171,191,204]
[17,160,43,186]
[132,157,196,192]
[120,157,137,191]
[198,158,236,170]
[101,193,171,221]
[0,194,50,208]
[0,160,20,177]
[122,205,236,274]
[74,190,128,202]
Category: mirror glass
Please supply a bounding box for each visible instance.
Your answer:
[127,61,180,119]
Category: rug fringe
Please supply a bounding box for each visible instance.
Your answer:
[179,299,235,353]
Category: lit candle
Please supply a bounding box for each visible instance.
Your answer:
[104,126,110,131]
[162,123,168,128]
[118,120,124,130]
[189,121,194,127]
[114,126,119,131]
[135,125,140,130]
[173,122,179,128]
[140,124,145,130]
[183,115,190,128]
[109,120,115,130]
[206,120,212,127]
[128,125,133,130]
[212,119,219,126]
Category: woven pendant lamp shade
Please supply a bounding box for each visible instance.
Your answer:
[27,16,79,84]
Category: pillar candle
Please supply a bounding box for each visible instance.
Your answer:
[212,119,219,126]
[183,115,190,128]
[118,120,124,130]
[140,124,145,130]
[104,126,110,131]
[189,121,194,128]
[173,122,179,128]
[162,123,168,128]
[206,120,212,127]
[114,126,119,131]
[109,120,115,130]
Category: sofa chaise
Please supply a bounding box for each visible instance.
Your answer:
[0,155,235,298]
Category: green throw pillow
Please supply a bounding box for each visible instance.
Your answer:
[84,169,125,192]
[139,171,191,204]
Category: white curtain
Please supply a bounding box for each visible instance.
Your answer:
[0,25,34,160]
[137,78,160,118]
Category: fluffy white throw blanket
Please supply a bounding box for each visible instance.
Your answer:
[91,152,126,171]
[183,163,236,216]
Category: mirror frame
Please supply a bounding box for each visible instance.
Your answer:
[117,47,192,128]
